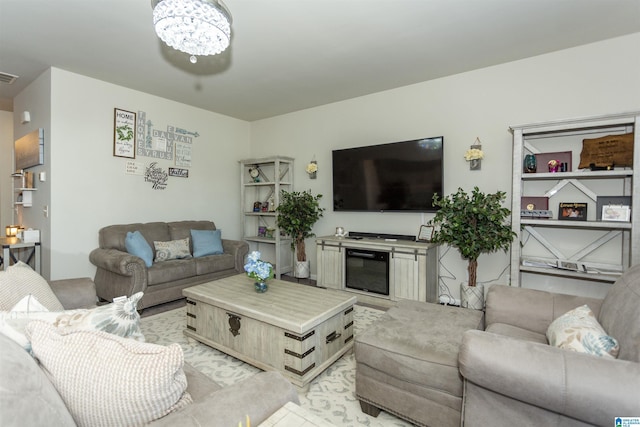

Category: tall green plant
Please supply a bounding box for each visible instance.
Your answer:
[428,187,516,287]
[276,190,325,262]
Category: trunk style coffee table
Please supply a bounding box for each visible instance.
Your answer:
[183,274,357,389]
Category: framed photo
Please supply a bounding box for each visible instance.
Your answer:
[253,201,261,212]
[261,202,269,212]
[601,205,631,222]
[113,108,136,159]
[417,225,434,242]
[558,202,587,221]
[257,226,266,237]
[596,196,631,220]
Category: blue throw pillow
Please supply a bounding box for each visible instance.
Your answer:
[125,231,153,267]
[191,229,223,257]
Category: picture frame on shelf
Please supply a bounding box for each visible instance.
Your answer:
[253,201,261,212]
[521,196,549,211]
[257,226,266,237]
[558,202,587,221]
[596,196,631,220]
[602,205,631,222]
[417,225,434,242]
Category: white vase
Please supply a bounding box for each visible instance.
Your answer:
[460,283,484,310]
[295,260,310,278]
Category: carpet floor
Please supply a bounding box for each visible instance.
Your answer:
[140,305,412,426]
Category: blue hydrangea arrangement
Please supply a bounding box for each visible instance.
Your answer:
[244,251,273,282]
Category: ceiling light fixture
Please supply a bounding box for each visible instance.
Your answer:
[151,0,232,64]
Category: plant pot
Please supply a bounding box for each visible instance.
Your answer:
[460,283,484,310]
[295,260,310,278]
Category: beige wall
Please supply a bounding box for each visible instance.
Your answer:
[250,33,640,299]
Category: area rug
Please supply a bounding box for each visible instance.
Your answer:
[140,305,412,427]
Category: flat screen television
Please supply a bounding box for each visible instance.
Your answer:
[332,136,443,212]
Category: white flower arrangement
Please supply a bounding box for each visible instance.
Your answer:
[306,161,318,174]
[243,251,273,282]
[464,148,484,161]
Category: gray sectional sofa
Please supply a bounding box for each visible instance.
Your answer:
[89,220,248,310]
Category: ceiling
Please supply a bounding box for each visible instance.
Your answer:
[1,0,639,121]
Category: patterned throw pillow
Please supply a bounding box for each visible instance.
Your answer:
[26,321,192,427]
[153,238,192,262]
[0,261,65,311]
[546,304,619,359]
[0,292,145,352]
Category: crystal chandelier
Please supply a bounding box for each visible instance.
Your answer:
[151,0,232,63]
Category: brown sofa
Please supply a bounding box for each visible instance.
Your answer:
[89,220,248,310]
[0,277,299,427]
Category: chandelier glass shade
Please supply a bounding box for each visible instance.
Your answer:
[152,0,231,60]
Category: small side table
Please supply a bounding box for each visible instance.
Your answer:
[1,237,41,274]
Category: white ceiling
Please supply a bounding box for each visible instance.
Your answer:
[1,0,639,121]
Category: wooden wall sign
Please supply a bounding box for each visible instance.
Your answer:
[578,132,634,168]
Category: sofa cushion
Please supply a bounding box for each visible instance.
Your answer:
[0,262,64,311]
[154,238,192,262]
[26,321,192,427]
[547,304,619,359]
[1,292,145,352]
[168,220,216,242]
[485,323,548,344]
[125,230,154,267]
[598,263,640,362]
[147,258,198,285]
[0,332,76,427]
[194,253,236,275]
[191,229,224,257]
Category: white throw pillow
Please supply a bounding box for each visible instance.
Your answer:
[26,321,192,427]
[0,261,64,311]
[0,292,145,352]
[546,304,619,359]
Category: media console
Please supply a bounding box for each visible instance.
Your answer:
[316,235,438,303]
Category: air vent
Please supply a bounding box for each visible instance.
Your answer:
[0,72,18,84]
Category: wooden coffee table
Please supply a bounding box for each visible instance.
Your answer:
[183,274,357,389]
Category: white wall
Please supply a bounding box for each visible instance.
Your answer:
[0,111,14,230]
[14,69,251,279]
[250,33,640,299]
[8,33,640,298]
[11,70,52,275]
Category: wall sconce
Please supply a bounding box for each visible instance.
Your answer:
[464,137,484,171]
[21,111,31,124]
[306,158,318,179]
[5,225,19,237]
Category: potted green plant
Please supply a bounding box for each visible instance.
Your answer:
[276,190,325,278]
[428,186,516,309]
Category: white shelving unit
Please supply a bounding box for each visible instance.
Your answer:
[239,156,294,279]
[510,112,640,292]
[11,172,36,207]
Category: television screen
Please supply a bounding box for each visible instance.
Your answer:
[332,137,443,212]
